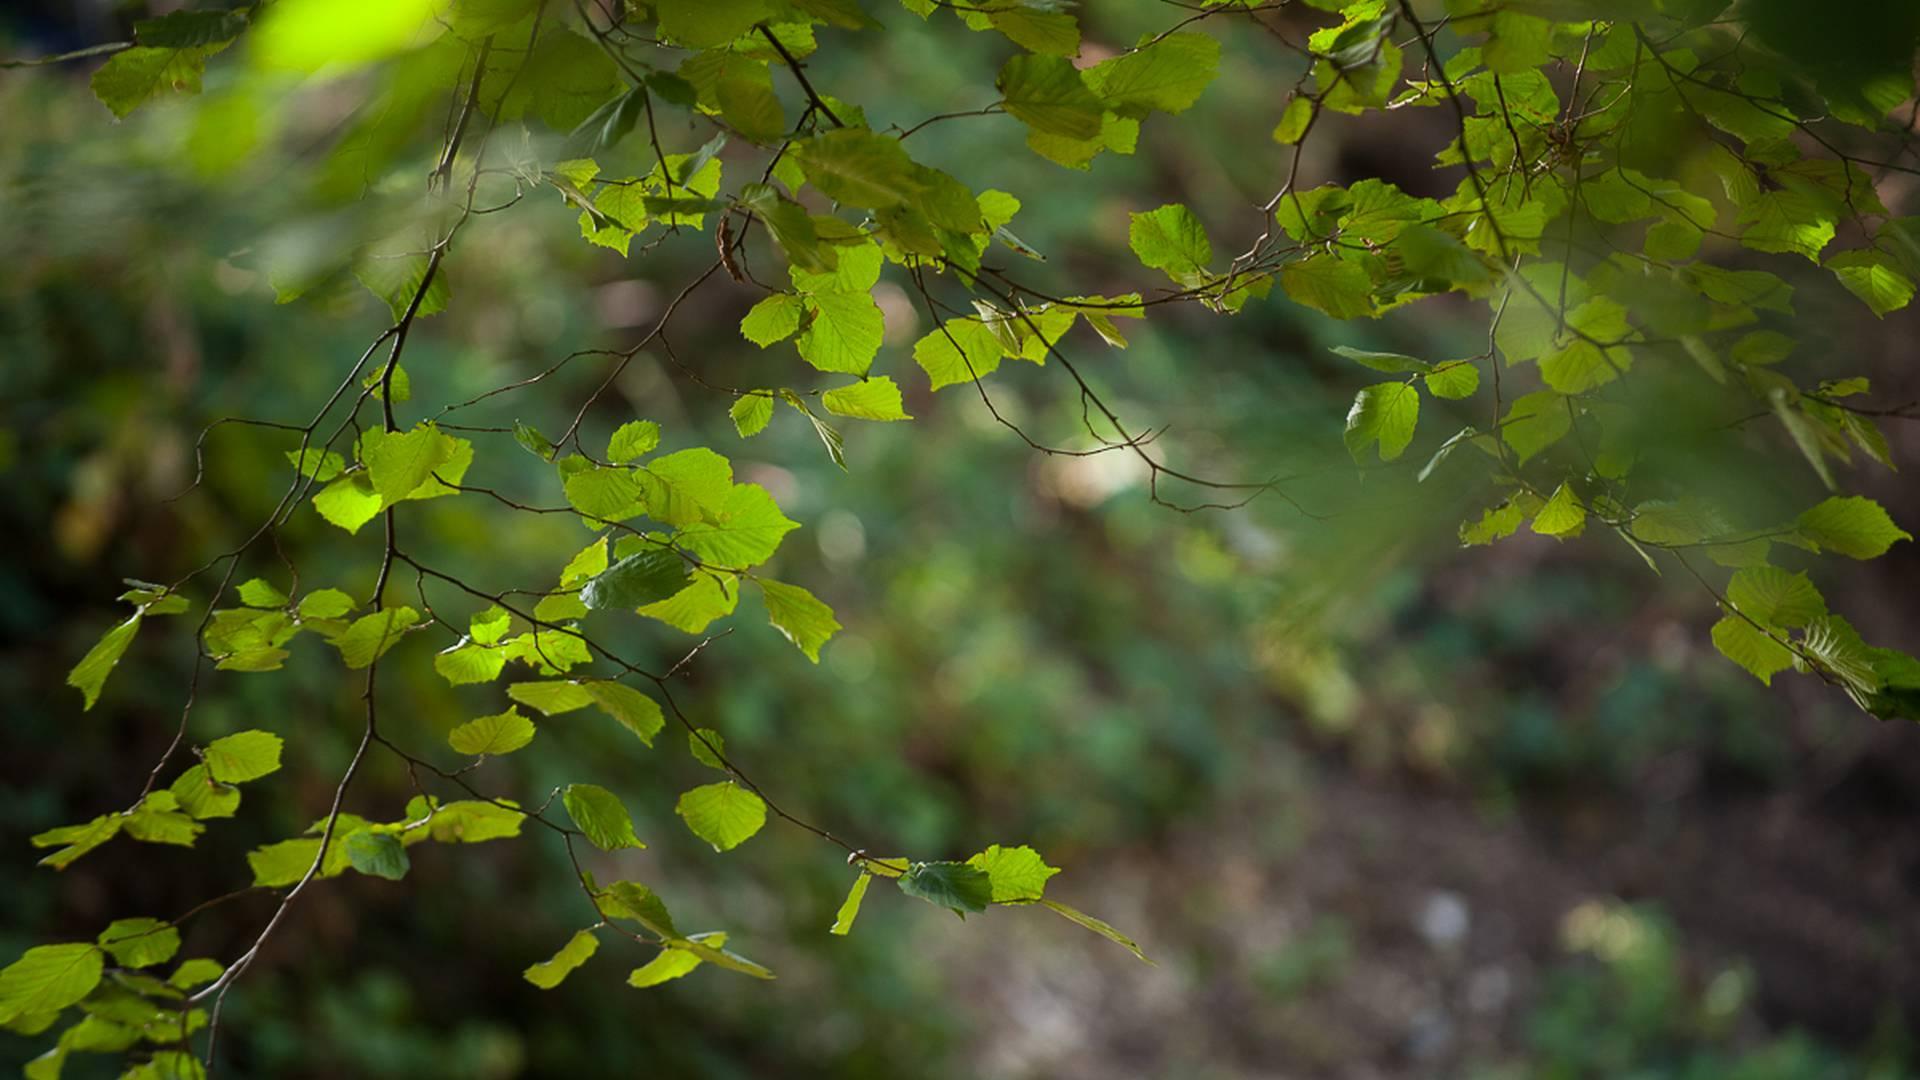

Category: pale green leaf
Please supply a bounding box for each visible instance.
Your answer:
[1727,567,1826,629]
[830,873,872,936]
[67,614,142,711]
[96,919,180,969]
[0,945,103,1024]
[328,607,419,669]
[448,708,536,756]
[1711,616,1795,685]
[821,377,912,422]
[675,782,768,852]
[1128,204,1211,279]
[524,929,599,990]
[997,54,1103,140]
[564,784,645,851]
[203,730,283,784]
[758,579,841,663]
[507,680,596,715]
[732,393,775,437]
[1344,382,1419,462]
[607,421,662,463]
[965,844,1060,903]
[1040,899,1151,963]
[1796,496,1911,559]
[585,680,665,746]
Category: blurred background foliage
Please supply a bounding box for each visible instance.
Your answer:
[3,1,1920,1077]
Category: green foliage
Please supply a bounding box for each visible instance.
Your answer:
[13,0,1920,1070]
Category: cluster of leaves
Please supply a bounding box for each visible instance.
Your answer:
[10,0,1920,1073]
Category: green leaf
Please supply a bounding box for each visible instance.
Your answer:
[1040,899,1151,963]
[1727,567,1826,629]
[354,251,451,321]
[328,607,419,669]
[515,420,557,462]
[965,844,1060,903]
[607,421,661,463]
[627,944,705,988]
[0,945,103,1023]
[313,474,383,534]
[524,929,599,990]
[1828,250,1916,316]
[655,0,772,48]
[563,466,644,523]
[345,832,409,880]
[1331,347,1428,374]
[236,579,287,608]
[1796,496,1911,559]
[168,958,224,990]
[1128,204,1211,279]
[675,782,768,852]
[1344,382,1419,462]
[67,613,142,710]
[672,933,775,980]
[507,680,596,715]
[585,680,665,747]
[362,425,449,504]
[731,393,775,437]
[792,129,919,210]
[758,579,841,662]
[674,484,799,568]
[246,837,325,887]
[469,606,511,645]
[1501,390,1571,463]
[91,45,220,119]
[1085,31,1220,117]
[1273,95,1314,144]
[96,919,180,969]
[581,549,689,611]
[448,708,536,756]
[689,728,728,770]
[1712,616,1795,685]
[640,573,740,634]
[822,377,912,422]
[716,62,786,143]
[989,8,1079,55]
[564,784,645,851]
[435,643,506,686]
[169,766,240,820]
[740,294,805,347]
[1738,188,1835,261]
[796,291,885,376]
[640,448,736,527]
[915,319,1004,390]
[830,873,873,936]
[201,730,282,784]
[897,861,992,917]
[1530,483,1586,538]
[125,790,202,847]
[603,880,679,937]
[997,54,1104,140]
[1280,255,1374,319]
[421,800,526,843]
[31,815,123,871]
[1423,362,1480,399]
[286,448,346,482]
